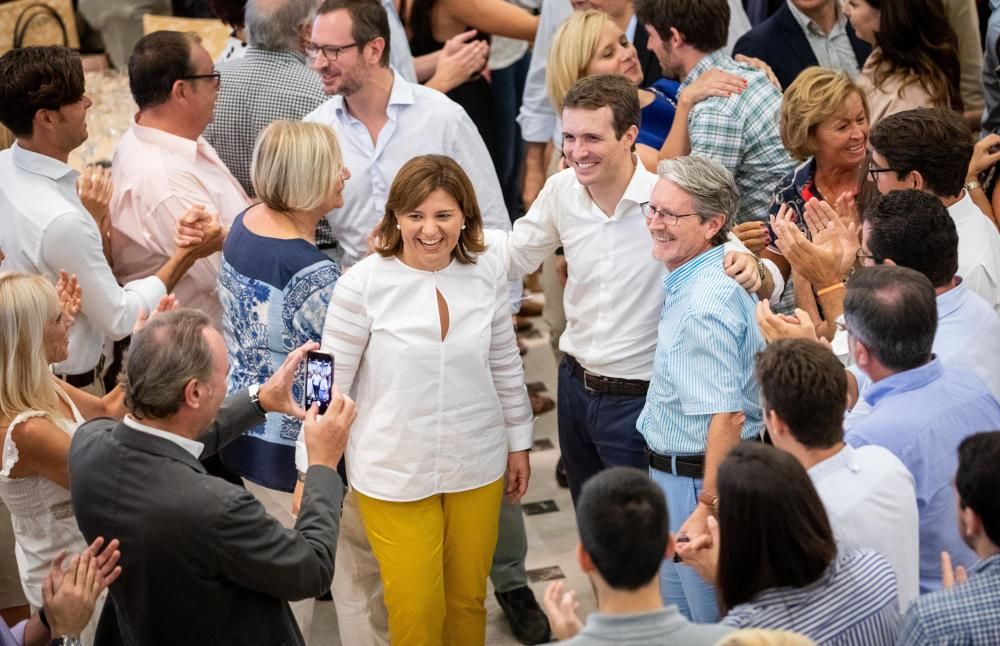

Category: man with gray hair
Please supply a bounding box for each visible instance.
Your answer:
[69,309,356,645]
[637,155,765,623]
[203,0,328,197]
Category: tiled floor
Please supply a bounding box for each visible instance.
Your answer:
[259,307,597,645]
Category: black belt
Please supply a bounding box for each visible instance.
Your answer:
[566,355,648,397]
[56,354,106,389]
[647,436,763,479]
[646,448,705,478]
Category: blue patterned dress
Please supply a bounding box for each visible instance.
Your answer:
[217,210,340,491]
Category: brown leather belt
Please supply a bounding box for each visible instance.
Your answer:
[566,355,649,397]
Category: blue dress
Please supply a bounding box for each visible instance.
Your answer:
[217,210,340,491]
[637,78,680,150]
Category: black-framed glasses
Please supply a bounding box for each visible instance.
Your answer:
[855,247,882,264]
[304,41,359,61]
[867,162,895,183]
[179,72,221,88]
[639,202,700,225]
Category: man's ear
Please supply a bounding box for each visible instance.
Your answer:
[909,170,926,191]
[882,257,897,267]
[576,543,595,573]
[183,378,203,409]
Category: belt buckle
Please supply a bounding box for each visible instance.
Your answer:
[583,371,600,392]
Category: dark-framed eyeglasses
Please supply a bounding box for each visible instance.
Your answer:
[639,202,700,225]
[179,71,222,88]
[867,162,895,183]
[855,247,882,265]
[304,41,360,61]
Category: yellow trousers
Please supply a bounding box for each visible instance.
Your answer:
[355,477,504,646]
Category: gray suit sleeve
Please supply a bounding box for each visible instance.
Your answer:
[197,390,264,458]
[214,465,344,601]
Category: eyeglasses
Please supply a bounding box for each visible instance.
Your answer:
[867,162,895,183]
[179,72,222,88]
[304,41,359,61]
[855,247,881,264]
[639,202,700,225]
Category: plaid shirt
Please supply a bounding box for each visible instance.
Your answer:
[680,50,793,224]
[204,47,333,243]
[899,553,1000,644]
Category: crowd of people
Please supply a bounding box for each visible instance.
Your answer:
[1,0,999,644]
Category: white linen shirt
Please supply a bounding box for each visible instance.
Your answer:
[502,162,758,380]
[809,444,920,610]
[295,247,533,501]
[948,190,1000,313]
[0,144,165,374]
[110,121,250,325]
[304,73,511,266]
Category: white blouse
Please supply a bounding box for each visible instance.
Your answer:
[296,245,533,502]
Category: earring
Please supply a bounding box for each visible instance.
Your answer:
[396,224,401,230]
[461,225,466,230]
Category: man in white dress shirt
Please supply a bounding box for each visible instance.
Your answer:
[868,107,1000,313]
[505,74,782,506]
[0,45,219,393]
[758,338,920,610]
[303,0,510,267]
[111,31,251,327]
[301,3,548,643]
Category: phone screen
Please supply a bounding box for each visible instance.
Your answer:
[305,351,334,414]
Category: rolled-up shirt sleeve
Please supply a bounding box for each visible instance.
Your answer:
[516,0,565,143]
[42,211,165,340]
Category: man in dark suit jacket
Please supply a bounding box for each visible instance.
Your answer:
[69,309,356,646]
[732,0,870,90]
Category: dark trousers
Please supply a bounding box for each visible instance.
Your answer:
[556,356,649,505]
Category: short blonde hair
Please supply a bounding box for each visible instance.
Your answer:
[547,10,609,112]
[780,67,870,161]
[375,155,486,265]
[714,628,817,646]
[251,120,344,212]
[0,273,62,424]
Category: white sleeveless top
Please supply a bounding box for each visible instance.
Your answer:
[0,387,88,607]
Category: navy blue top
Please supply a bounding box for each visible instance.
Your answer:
[217,209,340,491]
[637,78,680,150]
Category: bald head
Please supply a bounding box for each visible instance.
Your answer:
[245,0,317,50]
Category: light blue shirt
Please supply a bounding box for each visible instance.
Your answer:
[845,358,1000,592]
[381,0,417,83]
[637,245,764,454]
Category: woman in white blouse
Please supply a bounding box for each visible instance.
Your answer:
[297,154,533,645]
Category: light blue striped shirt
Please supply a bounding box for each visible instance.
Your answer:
[637,245,764,455]
[722,549,901,645]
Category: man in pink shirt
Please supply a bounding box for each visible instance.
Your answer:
[110,31,251,325]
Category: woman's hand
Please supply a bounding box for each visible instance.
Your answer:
[55,270,82,317]
[132,294,178,335]
[541,581,583,640]
[678,68,746,109]
[731,221,770,255]
[734,54,781,91]
[675,515,721,585]
[76,165,113,225]
[506,450,530,502]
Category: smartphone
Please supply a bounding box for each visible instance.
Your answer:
[304,351,334,414]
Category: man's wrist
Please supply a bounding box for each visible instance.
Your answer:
[248,384,267,417]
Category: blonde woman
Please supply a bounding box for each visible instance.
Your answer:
[217,120,349,493]
[0,272,132,625]
[546,10,747,171]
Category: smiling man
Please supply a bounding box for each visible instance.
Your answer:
[504,76,772,512]
[637,155,764,623]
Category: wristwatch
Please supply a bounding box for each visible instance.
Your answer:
[50,637,83,646]
[964,179,981,193]
[248,383,266,417]
[697,491,719,510]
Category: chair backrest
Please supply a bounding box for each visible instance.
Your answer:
[141,14,231,62]
[0,0,80,55]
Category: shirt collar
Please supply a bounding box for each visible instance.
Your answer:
[865,356,944,409]
[570,154,658,212]
[664,244,725,294]
[131,119,201,163]
[936,281,968,319]
[792,157,818,193]
[971,552,1000,576]
[808,444,858,480]
[10,142,78,182]
[947,189,978,225]
[682,49,729,88]
[625,14,638,41]
[123,415,205,459]
[243,46,307,65]
[333,69,413,119]
[786,0,845,35]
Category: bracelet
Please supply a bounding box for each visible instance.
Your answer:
[815,282,845,297]
[964,179,981,193]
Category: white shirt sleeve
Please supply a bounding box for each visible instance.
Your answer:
[445,109,511,232]
[42,212,165,340]
[486,259,534,452]
[504,179,564,278]
[516,0,565,143]
[295,269,371,474]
